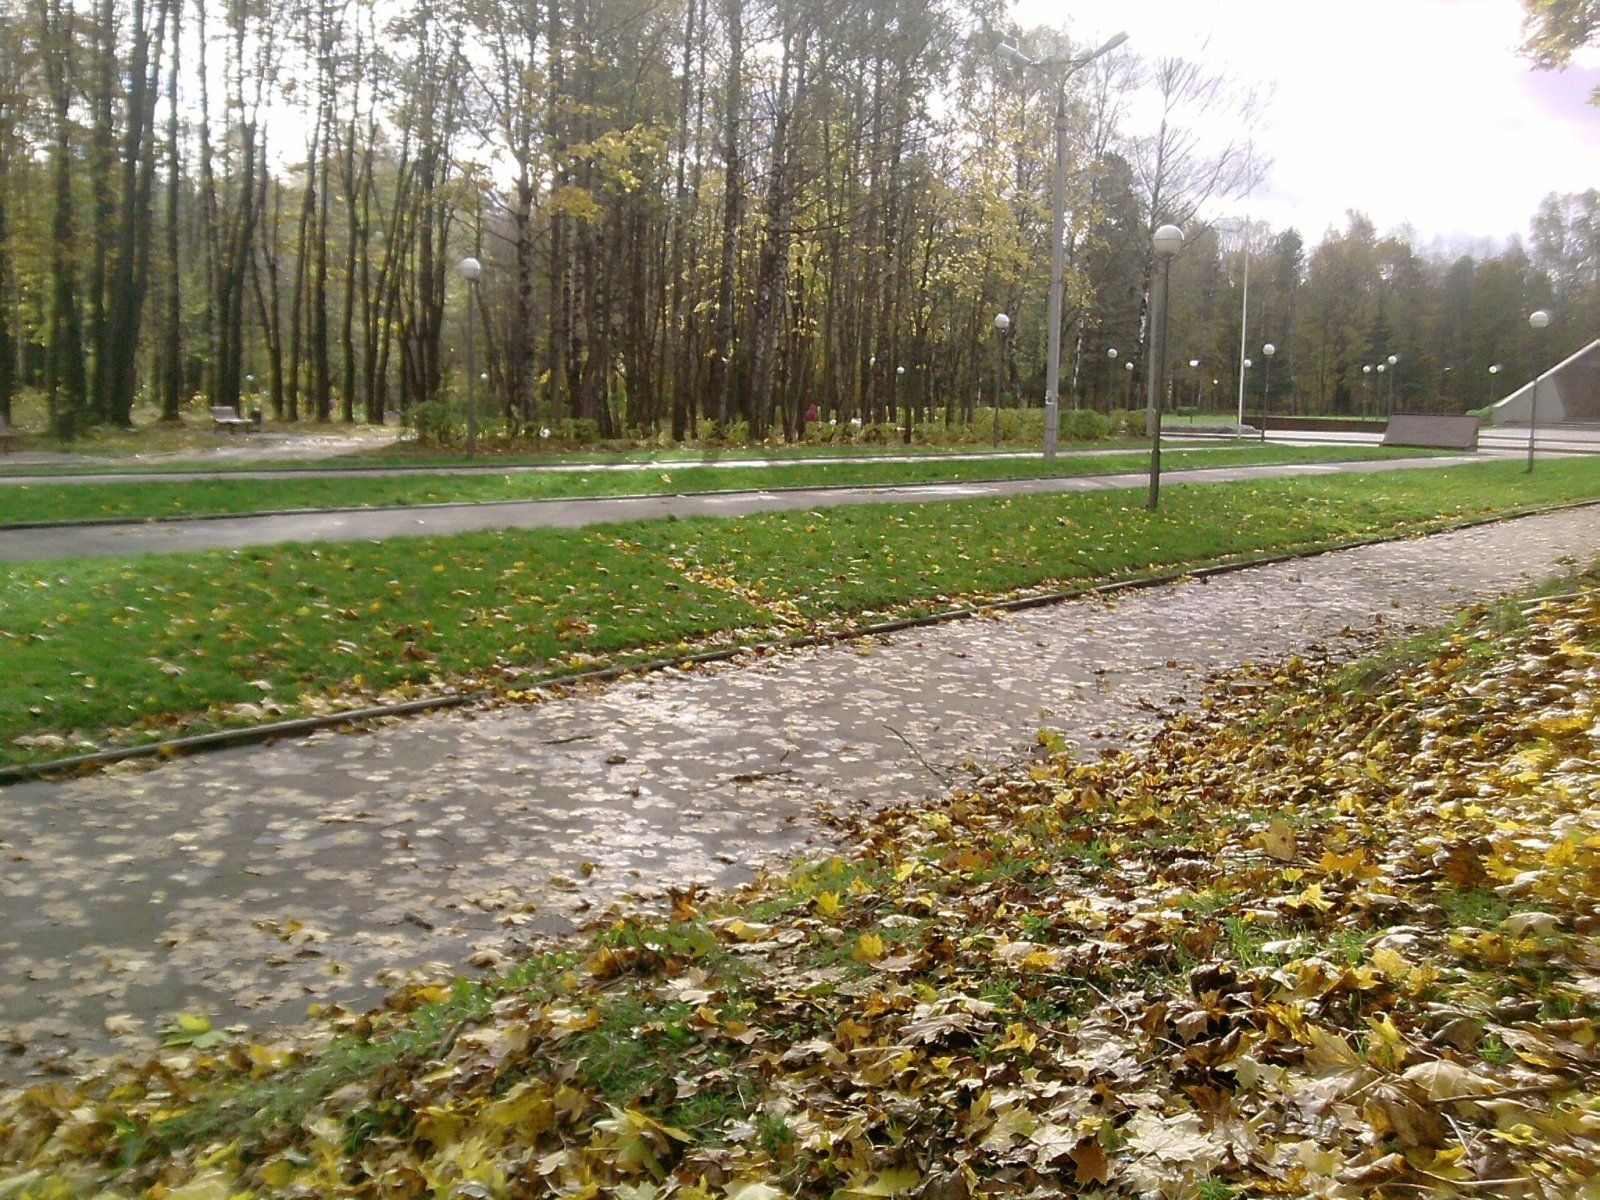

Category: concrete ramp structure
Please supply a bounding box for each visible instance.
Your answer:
[1490,337,1600,425]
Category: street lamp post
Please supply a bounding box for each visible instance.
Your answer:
[1488,363,1502,407]
[897,364,909,444]
[896,366,908,448]
[1261,343,1275,441]
[1188,358,1200,414]
[1147,224,1184,509]
[1527,309,1550,473]
[1124,360,1135,408]
[1362,364,1372,416]
[457,256,483,459]
[1385,353,1398,419]
[993,313,1011,447]
[998,31,1129,463]
[1106,346,1118,414]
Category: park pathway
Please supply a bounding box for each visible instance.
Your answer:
[0,503,1596,1080]
[0,453,1493,561]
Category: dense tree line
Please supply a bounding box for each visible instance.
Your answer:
[0,0,1594,442]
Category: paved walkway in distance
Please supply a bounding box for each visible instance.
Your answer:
[1,504,1595,1080]
[0,453,1496,561]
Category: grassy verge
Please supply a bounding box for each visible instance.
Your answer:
[1,458,1596,771]
[0,443,1423,525]
[3,567,1596,1196]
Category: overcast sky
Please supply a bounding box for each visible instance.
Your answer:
[1011,0,1600,250]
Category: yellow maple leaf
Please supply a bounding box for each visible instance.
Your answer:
[852,932,886,963]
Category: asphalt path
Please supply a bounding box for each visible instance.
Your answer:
[0,452,1500,562]
[0,446,1108,486]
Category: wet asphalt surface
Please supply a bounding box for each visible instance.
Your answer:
[0,503,1596,1080]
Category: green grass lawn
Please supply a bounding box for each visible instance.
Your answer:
[1,458,1594,771]
[0,443,1424,525]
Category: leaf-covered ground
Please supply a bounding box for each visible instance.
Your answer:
[1,578,1597,1198]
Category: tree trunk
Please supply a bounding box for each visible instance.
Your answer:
[105,0,167,426]
[159,0,182,422]
[712,0,743,425]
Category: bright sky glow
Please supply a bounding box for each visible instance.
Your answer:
[1012,0,1600,249]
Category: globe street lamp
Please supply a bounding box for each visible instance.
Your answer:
[1188,358,1201,413]
[998,30,1130,462]
[1147,224,1184,509]
[457,255,483,459]
[1124,359,1135,408]
[1261,343,1276,441]
[1362,363,1372,416]
[1527,309,1550,473]
[1385,353,1399,418]
[992,313,1011,446]
[1488,363,1502,407]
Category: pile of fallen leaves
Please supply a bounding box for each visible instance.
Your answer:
[1,582,1597,1199]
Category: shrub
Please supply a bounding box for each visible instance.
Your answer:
[403,400,458,447]
[553,418,602,446]
[1060,409,1110,441]
[700,418,749,446]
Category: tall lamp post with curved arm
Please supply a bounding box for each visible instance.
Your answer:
[998,31,1129,463]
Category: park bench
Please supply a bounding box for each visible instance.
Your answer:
[0,412,13,453]
[1381,414,1480,451]
[210,405,259,432]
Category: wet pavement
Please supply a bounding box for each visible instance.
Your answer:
[0,504,1595,1079]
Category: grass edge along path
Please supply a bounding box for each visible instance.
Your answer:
[0,444,1426,527]
[1,457,1597,776]
[1,565,1596,1197]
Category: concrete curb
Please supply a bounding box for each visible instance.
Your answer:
[4,497,1594,788]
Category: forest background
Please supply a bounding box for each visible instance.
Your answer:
[0,0,1597,447]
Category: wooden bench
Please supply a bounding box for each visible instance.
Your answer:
[0,412,13,452]
[1381,414,1480,451]
[210,405,259,432]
